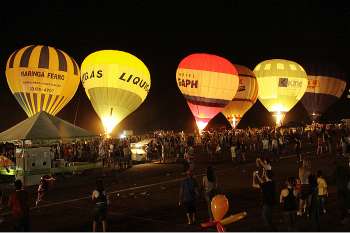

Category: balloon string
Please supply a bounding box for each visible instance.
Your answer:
[216,222,225,232]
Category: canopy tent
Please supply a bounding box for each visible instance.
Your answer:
[0,111,97,142]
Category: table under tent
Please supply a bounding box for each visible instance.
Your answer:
[0,111,98,186]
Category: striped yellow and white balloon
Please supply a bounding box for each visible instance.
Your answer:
[5,45,80,117]
[301,63,347,121]
[222,64,258,128]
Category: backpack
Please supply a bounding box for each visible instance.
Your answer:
[182,178,199,202]
[283,188,297,211]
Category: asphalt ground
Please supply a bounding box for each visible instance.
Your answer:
[0,148,349,232]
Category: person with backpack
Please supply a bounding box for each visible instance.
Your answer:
[8,180,30,231]
[92,179,108,232]
[179,169,200,225]
[280,177,298,231]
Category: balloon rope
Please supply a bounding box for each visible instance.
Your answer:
[73,87,82,125]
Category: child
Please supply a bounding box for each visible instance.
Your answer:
[35,175,55,207]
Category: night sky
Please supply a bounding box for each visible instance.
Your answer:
[1,1,350,135]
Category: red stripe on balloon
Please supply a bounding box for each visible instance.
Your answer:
[187,101,224,122]
[178,53,237,75]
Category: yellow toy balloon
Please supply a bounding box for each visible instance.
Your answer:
[81,50,151,134]
[6,45,80,117]
[211,194,229,221]
[253,59,308,126]
[220,211,247,225]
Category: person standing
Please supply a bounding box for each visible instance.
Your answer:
[298,159,311,216]
[252,170,277,231]
[280,177,298,231]
[8,180,30,231]
[317,170,328,214]
[179,169,200,225]
[308,174,321,231]
[92,179,108,232]
[202,166,218,221]
[271,136,279,162]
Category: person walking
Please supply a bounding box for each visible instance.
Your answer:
[280,177,298,231]
[179,169,200,225]
[252,170,277,231]
[202,166,218,221]
[35,175,55,208]
[92,179,108,232]
[8,180,30,231]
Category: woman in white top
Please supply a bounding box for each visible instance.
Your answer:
[202,166,217,221]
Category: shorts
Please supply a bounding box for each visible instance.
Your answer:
[93,204,107,222]
[183,201,196,214]
[300,185,310,200]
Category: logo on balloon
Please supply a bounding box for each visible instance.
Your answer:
[279,77,302,88]
[177,78,198,88]
[119,72,150,92]
[81,70,103,84]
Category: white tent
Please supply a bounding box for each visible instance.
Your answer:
[0,111,96,141]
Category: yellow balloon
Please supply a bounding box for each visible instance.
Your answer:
[253,59,308,113]
[220,212,247,226]
[80,50,151,134]
[5,45,80,117]
[222,64,258,128]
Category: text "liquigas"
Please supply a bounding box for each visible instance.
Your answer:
[119,73,150,93]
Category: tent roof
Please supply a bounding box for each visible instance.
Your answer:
[0,111,97,141]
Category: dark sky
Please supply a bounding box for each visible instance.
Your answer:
[1,1,350,135]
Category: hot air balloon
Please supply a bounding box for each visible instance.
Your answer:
[253,59,308,126]
[5,45,80,117]
[176,53,239,131]
[300,63,347,122]
[222,64,258,128]
[81,50,151,134]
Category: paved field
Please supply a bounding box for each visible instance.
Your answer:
[0,151,349,231]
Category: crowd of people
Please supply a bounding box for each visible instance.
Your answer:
[1,122,350,231]
[175,122,350,231]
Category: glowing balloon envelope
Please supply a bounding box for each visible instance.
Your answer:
[222,64,258,128]
[211,194,229,221]
[5,45,80,117]
[253,59,308,125]
[300,64,346,121]
[80,50,151,134]
[176,53,239,131]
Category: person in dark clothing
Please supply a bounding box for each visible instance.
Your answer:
[332,165,350,224]
[91,179,108,232]
[252,169,277,231]
[308,174,321,231]
[8,179,30,232]
[280,177,298,231]
[179,169,199,225]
